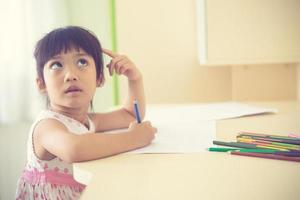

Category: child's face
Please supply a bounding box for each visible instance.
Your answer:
[41,47,99,110]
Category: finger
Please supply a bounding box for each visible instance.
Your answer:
[130,121,137,125]
[120,66,129,74]
[107,61,114,76]
[116,60,130,74]
[116,66,125,75]
[107,57,124,76]
[102,48,119,58]
[118,66,125,75]
[110,56,127,75]
[122,63,136,76]
[110,55,126,69]
[143,121,151,126]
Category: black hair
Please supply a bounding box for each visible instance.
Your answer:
[34,26,104,110]
[34,26,104,84]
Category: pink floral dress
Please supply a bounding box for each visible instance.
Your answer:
[15,110,95,200]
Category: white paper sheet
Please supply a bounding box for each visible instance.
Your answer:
[125,102,277,154]
[145,102,277,124]
[129,121,216,154]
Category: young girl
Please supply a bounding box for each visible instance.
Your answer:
[15,26,157,200]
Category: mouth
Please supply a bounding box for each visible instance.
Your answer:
[65,85,82,94]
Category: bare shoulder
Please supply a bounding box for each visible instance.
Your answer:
[33,118,70,160]
[89,108,135,132]
[34,118,68,136]
[34,118,74,142]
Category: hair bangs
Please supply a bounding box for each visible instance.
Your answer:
[34,26,104,82]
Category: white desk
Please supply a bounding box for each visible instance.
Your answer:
[74,101,300,200]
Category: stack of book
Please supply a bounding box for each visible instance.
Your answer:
[210,132,300,162]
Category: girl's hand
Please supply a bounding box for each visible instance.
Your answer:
[128,121,157,148]
[103,48,142,81]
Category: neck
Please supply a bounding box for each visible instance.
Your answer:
[49,104,89,124]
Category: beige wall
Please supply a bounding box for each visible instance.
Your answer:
[298,64,300,100]
[232,64,297,101]
[116,0,298,103]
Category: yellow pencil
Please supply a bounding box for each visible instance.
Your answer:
[237,138,290,151]
[256,145,289,151]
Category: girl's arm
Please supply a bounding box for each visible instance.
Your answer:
[35,119,156,163]
[92,49,145,132]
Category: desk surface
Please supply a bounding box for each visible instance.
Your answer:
[74,101,300,200]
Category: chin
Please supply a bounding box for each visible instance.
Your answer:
[64,102,86,109]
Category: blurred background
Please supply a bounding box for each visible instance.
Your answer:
[0,0,114,199]
[0,0,299,199]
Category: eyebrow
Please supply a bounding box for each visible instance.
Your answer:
[75,53,90,57]
[51,55,62,59]
[51,52,90,60]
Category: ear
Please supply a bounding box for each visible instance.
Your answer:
[36,78,47,93]
[96,78,104,87]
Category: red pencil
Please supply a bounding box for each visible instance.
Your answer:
[231,151,300,162]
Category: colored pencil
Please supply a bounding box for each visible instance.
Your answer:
[133,99,142,123]
[213,141,257,149]
[238,149,277,154]
[208,147,241,152]
[208,147,280,153]
[237,132,300,145]
[236,138,300,151]
[289,134,300,138]
[237,137,300,148]
[239,132,300,140]
[231,151,300,162]
[275,151,300,157]
[213,140,289,151]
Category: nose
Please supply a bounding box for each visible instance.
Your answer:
[64,67,79,82]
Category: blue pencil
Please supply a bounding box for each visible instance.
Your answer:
[275,151,300,157]
[133,99,142,123]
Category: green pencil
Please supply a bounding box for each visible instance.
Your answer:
[238,149,277,154]
[208,147,278,154]
[208,147,241,152]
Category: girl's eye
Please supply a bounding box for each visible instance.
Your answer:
[78,59,88,68]
[50,62,63,70]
